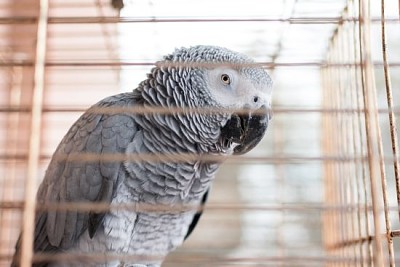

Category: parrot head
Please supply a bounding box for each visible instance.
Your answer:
[204,62,273,155]
[158,45,273,155]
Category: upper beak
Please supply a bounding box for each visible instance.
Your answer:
[220,105,270,155]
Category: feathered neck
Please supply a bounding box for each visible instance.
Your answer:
[133,66,230,155]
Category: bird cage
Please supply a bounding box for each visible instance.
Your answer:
[0,0,400,266]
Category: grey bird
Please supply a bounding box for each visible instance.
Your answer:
[12,45,273,267]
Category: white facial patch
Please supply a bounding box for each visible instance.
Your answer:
[205,67,270,109]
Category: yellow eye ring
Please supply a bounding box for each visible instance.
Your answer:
[221,74,231,85]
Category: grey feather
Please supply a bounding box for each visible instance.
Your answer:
[12,45,272,267]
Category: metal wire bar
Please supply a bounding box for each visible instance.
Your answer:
[0,15,400,25]
[353,1,374,261]
[19,0,48,266]
[3,201,398,213]
[378,1,396,266]
[381,0,400,226]
[358,0,385,265]
[325,28,343,267]
[0,0,111,9]
[0,253,382,266]
[1,105,400,117]
[321,59,334,266]
[333,26,347,265]
[4,201,400,218]
[0,54,23,263]
[340,16,360,264]
[0,152,379,164]
[4,60,400,68]
[347,2,367,263]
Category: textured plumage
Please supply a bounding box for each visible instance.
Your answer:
[12,45,273,267]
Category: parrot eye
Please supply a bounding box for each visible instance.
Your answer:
[220,74,231,85]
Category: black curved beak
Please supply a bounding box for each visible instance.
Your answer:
[220,105,271,155]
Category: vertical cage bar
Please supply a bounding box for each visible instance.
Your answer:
[379,0,399,264]
[358,0,385,265]
[347,2,364,264]
[323,24,347,266]
[337,25,350,266]
[342,13,359,265]
[353,0,373,261]
[381,0,400,224]
[349,1,369,264]
[0,65,23,262]
[273,117,286,266]
[20,0,48,266]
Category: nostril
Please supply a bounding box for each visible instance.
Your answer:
[253,96,259,103]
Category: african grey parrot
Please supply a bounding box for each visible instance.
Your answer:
[12,45,273,267]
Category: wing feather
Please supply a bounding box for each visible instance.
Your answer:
[12,92,142,267]
[184,190,209,240]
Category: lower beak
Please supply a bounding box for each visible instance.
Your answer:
[220,105,270,155]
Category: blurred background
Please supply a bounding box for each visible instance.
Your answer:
[0,0,400,266]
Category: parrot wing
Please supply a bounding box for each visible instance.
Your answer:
[14,92,143,264]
